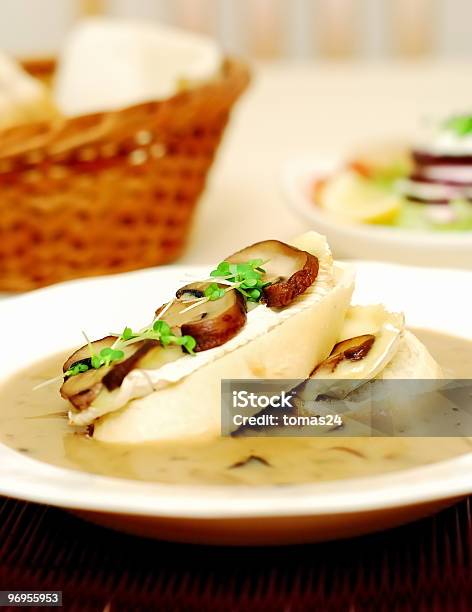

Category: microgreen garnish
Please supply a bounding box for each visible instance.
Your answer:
[209,259,271,303]
[98,347,125,367]
[66,363,89,377]
[121,326,134,341]
[444,114,472,137]
[36,258,270,391]
[204,283,226,301]
[112,318,197,355]
[107,295,196,354]
[64,347,125,379]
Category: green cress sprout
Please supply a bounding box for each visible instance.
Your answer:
[35,299,199,391]
[112,319,196,355]
[444,115,472,137]
[209,259,271,303]
[63,321,196,382]
[64,309,197,382]
[32,344,128,389]
[204,283,226,301]
[64,346,125,379]
[65,362,89,377]
[176,259,272,317]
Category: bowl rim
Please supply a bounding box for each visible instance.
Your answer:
[0,444,471,518]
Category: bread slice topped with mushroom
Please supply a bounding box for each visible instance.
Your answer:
[293,304,441,411]
[292,304,442,434]
[55,231,440,444]
[57,232,354,441]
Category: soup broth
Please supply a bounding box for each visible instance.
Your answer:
[0,329,471,486]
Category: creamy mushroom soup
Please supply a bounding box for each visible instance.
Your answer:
[0,329,471,486]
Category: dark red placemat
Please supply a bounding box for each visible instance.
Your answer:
[0,495,471,611]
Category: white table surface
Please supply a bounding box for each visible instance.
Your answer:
[181,60,472,264]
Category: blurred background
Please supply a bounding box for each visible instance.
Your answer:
[0,0,471,279]
[2,0,472,61]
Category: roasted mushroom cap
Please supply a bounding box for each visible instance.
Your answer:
[301,307,404,400]
[102,340,159,391]
[61,366,110,409]
[63,336,115,373]
[313,334,376,375]
[65,343,185,414]
[226,240,318,308]
[160,282,247,352]
[292,334,377,408]
[61,339,150,409]
[175,286,205,300]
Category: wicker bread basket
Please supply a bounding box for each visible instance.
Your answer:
[0,58,250,291]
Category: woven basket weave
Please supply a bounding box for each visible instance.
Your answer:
[0,58,250,291]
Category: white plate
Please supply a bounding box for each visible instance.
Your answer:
[282,156,472,269]
[0,263,471,545]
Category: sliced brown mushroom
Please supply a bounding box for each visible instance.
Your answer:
[61,366,110,409]
[292,334,377,408]
[158,282,247,352]
[175,286,205,300]
[226,240,318,308]
[102,340,159,391]
[66,383,104,411]
[63,336,115,373]
[61,340,148,409]
[313,334,375,375]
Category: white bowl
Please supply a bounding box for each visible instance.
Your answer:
[282,156,472,269]
[0,263,470,545]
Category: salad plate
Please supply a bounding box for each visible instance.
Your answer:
[282,156,472,269]
[0,261,471,545]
